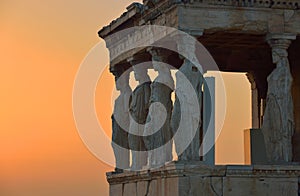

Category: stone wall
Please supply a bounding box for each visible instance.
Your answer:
[107,162,300,196]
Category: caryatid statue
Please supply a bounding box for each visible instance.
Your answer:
[144,49,174,167]
[171,36,203,161]
[111,67,131,172]
[128,59,151,170]
[262,37,295,162]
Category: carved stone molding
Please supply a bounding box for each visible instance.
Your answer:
[107,163,300,196]
[266,33,296,50]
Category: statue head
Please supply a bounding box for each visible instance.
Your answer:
[115,71,130,91]
[148,48,169,73]
[132,65,150,84]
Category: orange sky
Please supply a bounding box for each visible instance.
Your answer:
[1,1,250,195]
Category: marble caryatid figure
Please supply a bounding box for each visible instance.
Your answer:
[171,58,203,161]
[128,65,151,170]
[171,36,203,161]
[144,49,174,167]
[111,69,131,172]
[262,48,294,162]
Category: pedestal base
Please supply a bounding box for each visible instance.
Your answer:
[107,162,300,196]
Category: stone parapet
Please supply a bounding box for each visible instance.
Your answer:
[107,162,300,195]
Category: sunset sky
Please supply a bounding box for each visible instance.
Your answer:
[1,1,250,195]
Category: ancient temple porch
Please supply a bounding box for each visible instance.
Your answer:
[98,0,300,195]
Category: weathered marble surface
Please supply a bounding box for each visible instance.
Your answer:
[128,66,151,170]
[144,53,174,168]
[144,81,174,166]
[223,177,297,196]
[99,0,300,69]
[111,72,131,172]
[172,59,203,161]
[107,163,300,196]
[262,39,295,163]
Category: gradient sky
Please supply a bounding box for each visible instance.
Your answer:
[1,1,250,195]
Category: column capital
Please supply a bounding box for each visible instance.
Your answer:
[266,33,296,49]
[147,47,171,62]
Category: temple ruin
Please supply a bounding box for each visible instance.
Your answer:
[98,0,300,195]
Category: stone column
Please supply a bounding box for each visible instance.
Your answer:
[144,48,174,168]
[262,33,296,163]
[246,73,260,128]
[203,76,215,165]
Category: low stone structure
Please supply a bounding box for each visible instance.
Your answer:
[107,162,299,196]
